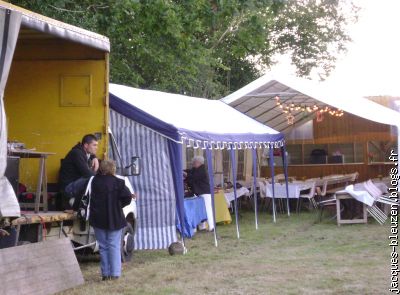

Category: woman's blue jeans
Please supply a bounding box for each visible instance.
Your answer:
[94,227,122,277]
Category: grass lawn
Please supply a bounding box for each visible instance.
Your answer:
[61,211,391,295]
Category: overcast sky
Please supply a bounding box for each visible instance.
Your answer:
[271,0,400,97]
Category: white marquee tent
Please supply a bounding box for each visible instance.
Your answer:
[222,73,400,191]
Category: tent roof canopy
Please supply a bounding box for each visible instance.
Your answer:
[0,1,110,52]
[222,73,400,133]
[109,83,284,149]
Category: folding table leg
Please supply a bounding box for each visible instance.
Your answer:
[336,197,341,226]
[34,157,45,213]
[296,198,300,213]
[42,157,48,212]
[14,225,21,246]
[59,221,64,238]
[363,204,368,223]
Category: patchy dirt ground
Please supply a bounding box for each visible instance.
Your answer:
[60,212,390,295]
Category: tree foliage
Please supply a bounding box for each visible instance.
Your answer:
[10,0,358,98]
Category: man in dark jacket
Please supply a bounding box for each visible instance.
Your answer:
[59,134,99,201]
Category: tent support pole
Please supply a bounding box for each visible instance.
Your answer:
[229,148,240,239]
[206,148,218,247]
[281,145,290,216]
[252,149,259,229]
[269,148,277,223]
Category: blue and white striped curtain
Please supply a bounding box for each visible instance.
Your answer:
[110,110,177,250]
[0,8,21,218]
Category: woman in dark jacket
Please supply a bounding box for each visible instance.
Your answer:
[184,156,214,231]
[89,159,132,281]
[184,157,211,196]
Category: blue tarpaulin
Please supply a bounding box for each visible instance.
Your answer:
[176,197,208,238]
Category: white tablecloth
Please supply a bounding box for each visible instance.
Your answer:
[336,185,375,206]
[224,187,250,207]
[265,181,312,199]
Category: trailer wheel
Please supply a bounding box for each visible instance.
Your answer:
[121,223,134,262]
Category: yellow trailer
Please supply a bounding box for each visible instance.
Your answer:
[1,0,110,192]
[0,3,137,265]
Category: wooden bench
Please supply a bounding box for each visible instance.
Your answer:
[11,211,75,246]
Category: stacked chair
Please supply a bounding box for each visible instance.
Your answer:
[361,180,397,225]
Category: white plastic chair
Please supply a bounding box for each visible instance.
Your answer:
[258,181,267,199]
[267,173,285,183]
[258,180,272,212]
[297,181,317,212]
[366,179,396,205]
[349,172,359,183]
[315,179,328,202]
[317,195,339,222]
[362,180,397,224]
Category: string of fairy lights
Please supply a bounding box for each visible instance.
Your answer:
[274,96,344,117]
